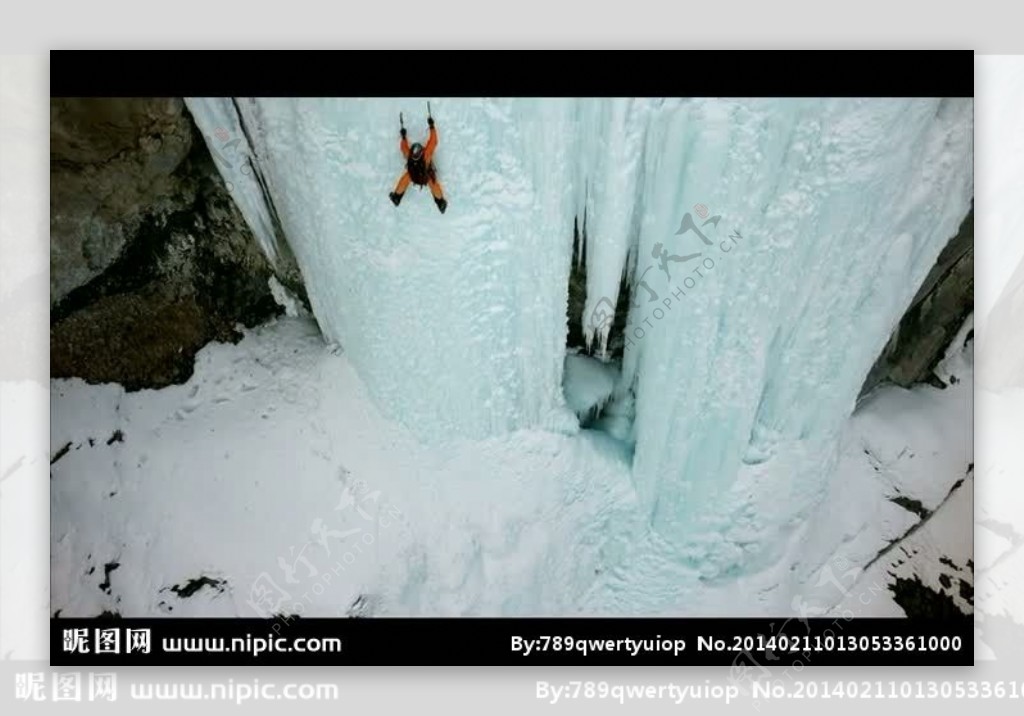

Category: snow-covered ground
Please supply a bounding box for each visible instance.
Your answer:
[49,311,973,618]
[50,317,640,618]
[824,318,974,618]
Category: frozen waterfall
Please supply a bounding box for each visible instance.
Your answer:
[185,97,973,552]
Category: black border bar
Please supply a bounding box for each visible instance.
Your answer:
[50,51,973,98]
[51,617,973,666]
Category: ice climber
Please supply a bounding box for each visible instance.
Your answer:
[389,104,447,214]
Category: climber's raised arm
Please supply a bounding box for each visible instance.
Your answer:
[399,112,410,157]
[424,112,438,163]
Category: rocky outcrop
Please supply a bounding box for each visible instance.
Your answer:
[51,99,194,305]
[861,208,974,395]
[50,98,308,391]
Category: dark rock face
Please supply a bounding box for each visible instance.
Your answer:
[888,575,969,619]
[51,98,194,305]
[861,209,973,395]
[50,98,308,391]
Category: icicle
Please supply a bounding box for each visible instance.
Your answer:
[579,99,651,358]
[184,97,283,264]
[626,98,973,547]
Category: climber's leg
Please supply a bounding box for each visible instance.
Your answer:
[389,172,411,206]
[428,176,447,214]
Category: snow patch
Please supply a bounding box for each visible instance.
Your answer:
[268,275,305,318]
[562,352,618,422]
